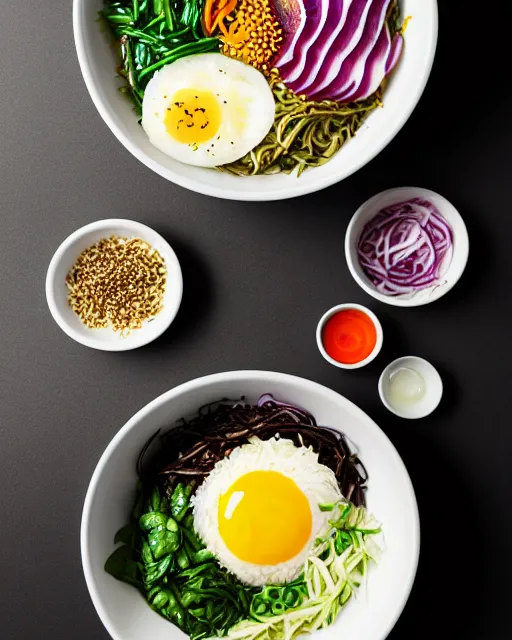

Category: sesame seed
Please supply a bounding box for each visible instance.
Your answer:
[66,236,166,335]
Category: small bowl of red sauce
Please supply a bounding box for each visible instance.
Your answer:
[316,303,383,369]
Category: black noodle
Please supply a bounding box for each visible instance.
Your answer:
[138,396,368,506]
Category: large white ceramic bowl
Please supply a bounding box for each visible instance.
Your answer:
[73,1,438,201]
[81,370,420,640]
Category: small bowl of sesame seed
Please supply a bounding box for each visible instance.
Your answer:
[45,219,183,351]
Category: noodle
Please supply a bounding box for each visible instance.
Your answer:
[220,70,383,177]
[138,395,368,506]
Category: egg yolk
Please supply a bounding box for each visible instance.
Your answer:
[218,470,312,565]
[164,89,221,145]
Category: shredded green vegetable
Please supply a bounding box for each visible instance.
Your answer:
[106,481,381,640]
[220,70,383,178]
[102,0,219,114]
[222,503,382,640]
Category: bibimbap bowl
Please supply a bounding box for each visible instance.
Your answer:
[81,371,419,640]
[73,0,438,201]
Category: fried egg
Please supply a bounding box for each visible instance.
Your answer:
[141,53,275,168]
[192,437,342,586]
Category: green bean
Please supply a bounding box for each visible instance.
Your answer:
[163,0,175,30]
[142,13,165,31]
[104,14,134,25]
[192,20,203,41]
[121,26,161,43]
[138,38,218,81]
[103,0,220,113]
[167,25,190,39]
[180,2,192,25]
[121,38,144,100]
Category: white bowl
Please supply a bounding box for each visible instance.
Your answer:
[316,303,383,369]
[81,370,420,640]
[45,219,183,351]
[378,356,443,419]
[345,187,470,307]
[73,1,438,201]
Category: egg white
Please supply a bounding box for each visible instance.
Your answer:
[192,436,342,586]
[141,53,275,168]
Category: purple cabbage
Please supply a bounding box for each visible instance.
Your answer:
[357,198,454,296]
[277,0,329,83]
[385,32,404,74]
[275,0,403,103]
[273,0,306,67]
[280,0,351,94]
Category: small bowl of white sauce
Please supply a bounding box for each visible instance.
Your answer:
[378,356,443,419]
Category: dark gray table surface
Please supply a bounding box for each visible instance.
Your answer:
[1,2,510,639]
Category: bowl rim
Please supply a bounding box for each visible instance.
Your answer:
[344,186,470,307]
[378,356,443,418]
[45,218,183,351]
[81,370,420,640]
[72,1,439,201]
[316,303,383,369]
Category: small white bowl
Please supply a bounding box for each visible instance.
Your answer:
[345,187,469,307]
[45,219,183,351]
[316,303,383,369]
[378,356,443,419]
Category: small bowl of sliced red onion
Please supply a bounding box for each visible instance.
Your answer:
[345,187,469,307]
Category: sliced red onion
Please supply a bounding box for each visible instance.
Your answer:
[357,198,454,296]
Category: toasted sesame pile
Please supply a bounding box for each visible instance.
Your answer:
[66,235,166,335]
[221,0,283,72]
